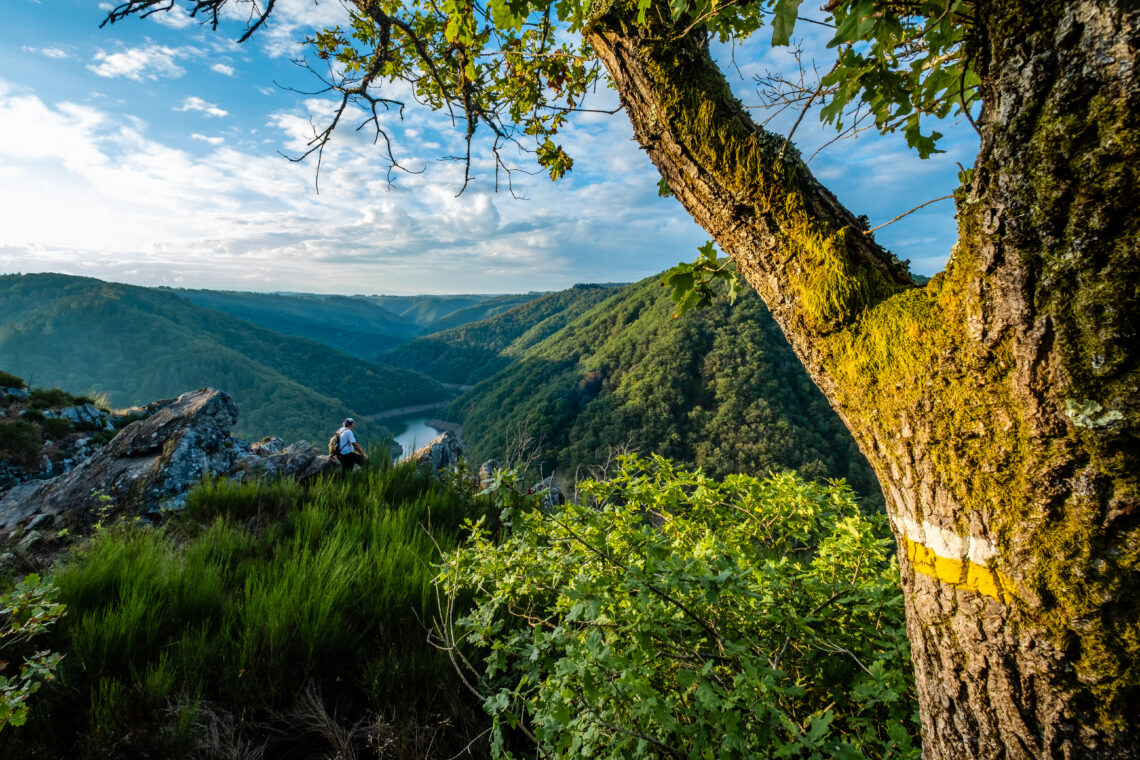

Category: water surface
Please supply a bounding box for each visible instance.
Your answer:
[391,416,443,460]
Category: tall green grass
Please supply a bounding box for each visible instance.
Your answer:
[4,460,490,758]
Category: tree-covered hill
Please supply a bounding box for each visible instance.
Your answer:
[175,288,421,357]
[0,274,448,443]
[417,292,548,333]
[366,292,542,327]
[378,284,620,385]
[447,275,883,501]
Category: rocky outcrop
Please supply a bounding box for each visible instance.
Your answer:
[478,459,501,490]
[411,431,465,473]
[528,475,565,510]
[52,403,115,431]
[0,388,339,538]
[237,441,337,482]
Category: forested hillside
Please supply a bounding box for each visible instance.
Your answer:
[379,285,619,385]
[176,289,420,357]
[448,276,882,501]
[417,292,547,333]
[367,292,542,327]
[0,274,447,443]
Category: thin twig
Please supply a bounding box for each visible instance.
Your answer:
[865,194,954,234]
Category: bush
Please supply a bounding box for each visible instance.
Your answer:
[39,418,72,440]
[0,574,66,732]
[0,372,25,390]
[0,422,39,461]
[16,410,43,423]
[439,455,919,759]
[28,389,74,411]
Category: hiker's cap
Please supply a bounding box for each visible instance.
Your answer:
[344,417,354,426]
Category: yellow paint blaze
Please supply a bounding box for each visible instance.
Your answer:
[906,538,1015,603]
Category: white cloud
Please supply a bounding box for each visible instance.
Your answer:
[151,5,195,29]
[88,44,188,81]
[22,46,69,59]
[212,63,235,76]
[176,96,228,118]
[192,133,225,145]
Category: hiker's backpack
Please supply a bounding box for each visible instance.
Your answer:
[328,429,342,457]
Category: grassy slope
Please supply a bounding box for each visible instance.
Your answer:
[0,274,447,444]
[1,463,492,760]
[447,275,883,500]
[378,285,619,385]
[176,289,421,357]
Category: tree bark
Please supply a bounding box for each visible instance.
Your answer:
[586,1,1139,757]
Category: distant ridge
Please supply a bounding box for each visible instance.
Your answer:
[0,274,448,443]
[175,288,420,357]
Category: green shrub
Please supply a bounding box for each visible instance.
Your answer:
[440,455,919,759]
[0,371,25,390]
[40,418,72,439]
[0,574,66,732]
[28,389,74,410]
[0,422,39,461]
[16,410,43,423]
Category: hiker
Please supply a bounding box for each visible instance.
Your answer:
[332,417,369,473]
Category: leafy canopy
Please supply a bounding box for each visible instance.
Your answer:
[105,0,977,187]
[439,455,918,758]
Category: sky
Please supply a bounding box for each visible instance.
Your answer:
[0,0,979,295]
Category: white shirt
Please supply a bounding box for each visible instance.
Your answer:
[337,427,357,455]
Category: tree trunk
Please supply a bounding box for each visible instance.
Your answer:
[585,1,1139,757]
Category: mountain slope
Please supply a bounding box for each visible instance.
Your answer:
[447,275,883,500]
[417,292,546,333]
[378,285,619,385]
[365,294,493,325]
[176,289,421,357]
[0,274,447,443]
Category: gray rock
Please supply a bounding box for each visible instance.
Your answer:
[59,403,114,431]
[238,441,339,482]
[412,431,465,473]
[529,475,565,510]
[3,387,30,399]
[26,513,53,531]
[0,552,16,572]
[16,530,43,553]
[478,459,501,490]
[0,388,246,535]
[251,436,286,456]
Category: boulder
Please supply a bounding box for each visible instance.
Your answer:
[238,441,339,482]
[251,436,286,456]
[0,387,344,540]
[58,403,115,431]
[478,459,501,490]
[529,475,565,510]
[0,389,247,535]
[411,431,465,473]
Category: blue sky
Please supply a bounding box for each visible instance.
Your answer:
[0,0,978,294]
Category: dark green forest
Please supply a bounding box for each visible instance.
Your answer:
[366,293,540,328]
[176,289,421,357]
[448,276,882,501]
[379,284,619,385]
[0,274,447,443]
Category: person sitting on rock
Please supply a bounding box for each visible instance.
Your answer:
[334,417,368,473]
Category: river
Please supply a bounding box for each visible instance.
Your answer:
[390,416,445,460]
